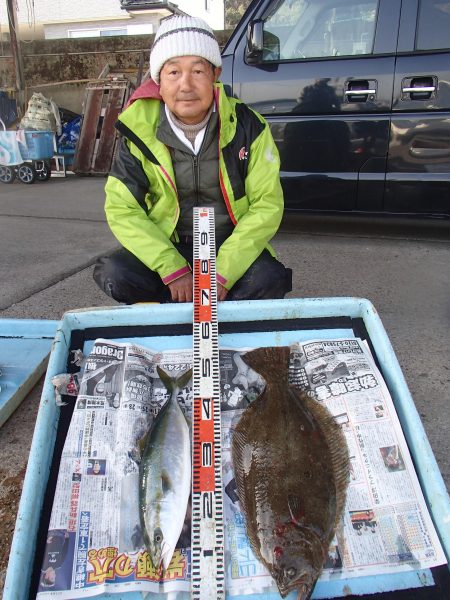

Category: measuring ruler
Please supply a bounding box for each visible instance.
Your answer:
[191,207,225,599]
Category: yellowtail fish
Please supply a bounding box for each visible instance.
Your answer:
[139,366,192,571]
[232,347,349,599]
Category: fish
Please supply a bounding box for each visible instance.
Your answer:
[231,346,349,599]
[139,366,192,571]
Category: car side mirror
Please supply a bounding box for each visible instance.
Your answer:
[246,20,281,64]
[246,20,264,63]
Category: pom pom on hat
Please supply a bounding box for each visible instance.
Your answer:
[150,15,222,84]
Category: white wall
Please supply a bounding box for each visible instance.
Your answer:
[1,0,224,35]
[43,15,159,40]
[177,0,224,30]
[13,0,124,23]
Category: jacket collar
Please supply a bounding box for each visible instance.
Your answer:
[126,78,162,107]
[118,81,237,154]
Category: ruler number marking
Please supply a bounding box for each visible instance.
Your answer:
[202,491,213,519]
[202,398,211,419]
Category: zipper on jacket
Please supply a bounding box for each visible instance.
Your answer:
[193,154,199,206]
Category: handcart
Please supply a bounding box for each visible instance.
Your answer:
[0,119,55,184]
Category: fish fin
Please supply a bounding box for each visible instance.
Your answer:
[161,469,173,495]
[287,495,303,526]
[184,413,192,434]
[242,346,290,384]
[175,367,192,391]
[157,365,174,393]
[296,390,350,527]
[231,432,250,488]
[157,366,192,395]
[161,540,174,571]
[137,432,149,459]
[231,426,267,566]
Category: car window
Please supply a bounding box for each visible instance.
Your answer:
[262,0,378,61]
[416,0,450,50]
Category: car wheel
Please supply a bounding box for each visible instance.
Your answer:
[17,163,36,184]
[0,165,16,183]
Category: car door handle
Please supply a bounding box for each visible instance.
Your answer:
[345,89,377,96]
[345,79,377,102]
[410,147,450,158]
[401,76,436,100]
[402,86,435,93]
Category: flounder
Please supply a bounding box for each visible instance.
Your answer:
[232,347,349,599]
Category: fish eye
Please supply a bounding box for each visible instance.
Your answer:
[285,566,297,579]
[154,528,163,544]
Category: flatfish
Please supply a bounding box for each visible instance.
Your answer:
[232,346,349,599]
[139,366,192,571]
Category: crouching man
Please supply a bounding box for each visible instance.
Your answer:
[94,15,292,303]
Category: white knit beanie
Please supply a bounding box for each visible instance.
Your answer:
[150,15,222,84]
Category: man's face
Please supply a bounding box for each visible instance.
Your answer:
[159,56,221,125]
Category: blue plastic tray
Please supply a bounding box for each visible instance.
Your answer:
[0,318,59,427]
[4,298,449,599]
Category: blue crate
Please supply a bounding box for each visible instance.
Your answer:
[0,319,59,428]
[19,130,55,160]
[3,299,450,599]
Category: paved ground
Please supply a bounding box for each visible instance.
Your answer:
[0,174,449,592]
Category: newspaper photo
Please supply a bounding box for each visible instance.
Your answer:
[37,338,446,598]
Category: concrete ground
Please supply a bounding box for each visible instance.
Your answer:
[0,174,449,593]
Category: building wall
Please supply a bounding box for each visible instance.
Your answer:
[177,0,224,29]
[1,0,224,38]
[15,0,124,23]
[44,15,159,40]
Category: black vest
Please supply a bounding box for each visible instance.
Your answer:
[156,107,233,239]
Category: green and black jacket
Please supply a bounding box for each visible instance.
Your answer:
[105,80,284,289]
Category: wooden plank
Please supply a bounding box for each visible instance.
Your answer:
[94,84,127,174]
[72,87,104,174]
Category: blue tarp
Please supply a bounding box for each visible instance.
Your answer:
[0,91,18,128]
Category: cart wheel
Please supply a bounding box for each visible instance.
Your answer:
[0,165,16,183]
[17,163,36,184]
[36,160,52,181]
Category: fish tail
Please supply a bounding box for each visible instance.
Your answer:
[157,365,192,393]
[241,346,290,383]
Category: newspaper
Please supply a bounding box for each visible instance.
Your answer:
[37,338,446,598]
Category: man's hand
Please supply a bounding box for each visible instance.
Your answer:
[168,274,228,302]
[168,272,193,302]
[217,282,228,301]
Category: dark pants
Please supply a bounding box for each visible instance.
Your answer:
[93,241,292,304]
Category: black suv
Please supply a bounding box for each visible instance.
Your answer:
[221,0,450,217]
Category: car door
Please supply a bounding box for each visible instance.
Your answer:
[387,0,450,216]
[222,0,400,213]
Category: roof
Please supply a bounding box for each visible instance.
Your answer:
[120,0,186,14]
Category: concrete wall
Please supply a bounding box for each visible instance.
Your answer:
[0,31,231,114]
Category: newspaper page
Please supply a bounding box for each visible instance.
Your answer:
[36,338,446,599]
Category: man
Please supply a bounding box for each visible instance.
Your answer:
[94,15,291,304]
